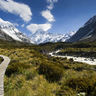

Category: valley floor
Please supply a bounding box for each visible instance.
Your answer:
[0,41,96,96]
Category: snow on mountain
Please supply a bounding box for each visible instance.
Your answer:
[0,18,75,44]
[30,30,75,44]
[0,18,31,43]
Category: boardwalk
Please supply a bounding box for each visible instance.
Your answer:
[0,55,10,96]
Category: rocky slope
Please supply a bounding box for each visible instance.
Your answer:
[68,16,96,42]
[0,18,31,43]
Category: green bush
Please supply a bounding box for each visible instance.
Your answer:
[5,60,31,77]
[26,70,37,80]
[69,58,74,62]
[66,76,96,94]
[38,63,63,82]
[90,85,96,96]
[56,86,76,96]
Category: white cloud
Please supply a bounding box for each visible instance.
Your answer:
[27,23,52,34]
[47,0,58,4]
[0,0,32,22]
[38,0,58,34]
[47,3,54,10]
[41,10,55,22]
[47,0,58,10]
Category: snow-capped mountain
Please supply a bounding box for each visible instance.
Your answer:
[30,30,75,44]
[0,18,75,44]
[0,18,31,43]
[68,15,96,42]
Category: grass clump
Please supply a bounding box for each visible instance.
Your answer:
[38,62,63,82]
[25,69,38,80]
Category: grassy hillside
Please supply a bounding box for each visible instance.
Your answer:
[0,40,96,96]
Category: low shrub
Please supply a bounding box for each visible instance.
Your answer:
[38,63,63,82]
[5,60,31,77]
[69,58,74,62]
[26,70,37,80]
[56,86,76,96]
[90,85,96,96]
[66,76,96,94]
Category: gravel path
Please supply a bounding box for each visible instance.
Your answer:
[0,55,10,96]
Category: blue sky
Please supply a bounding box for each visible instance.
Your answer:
[0,0,96,35]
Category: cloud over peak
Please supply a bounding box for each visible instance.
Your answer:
[0,0,32,22]
[27,0,59,34]
[27,23,52,34]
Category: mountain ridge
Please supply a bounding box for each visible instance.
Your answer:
[0,18,32,43]
[0,18,75,44]
[68,15,96,42]
[30,30,75,44]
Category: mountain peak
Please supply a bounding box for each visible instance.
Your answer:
[68,15,96,42]
[0,18,31,43]
[84,15,96,26]
[30,30,75,44]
